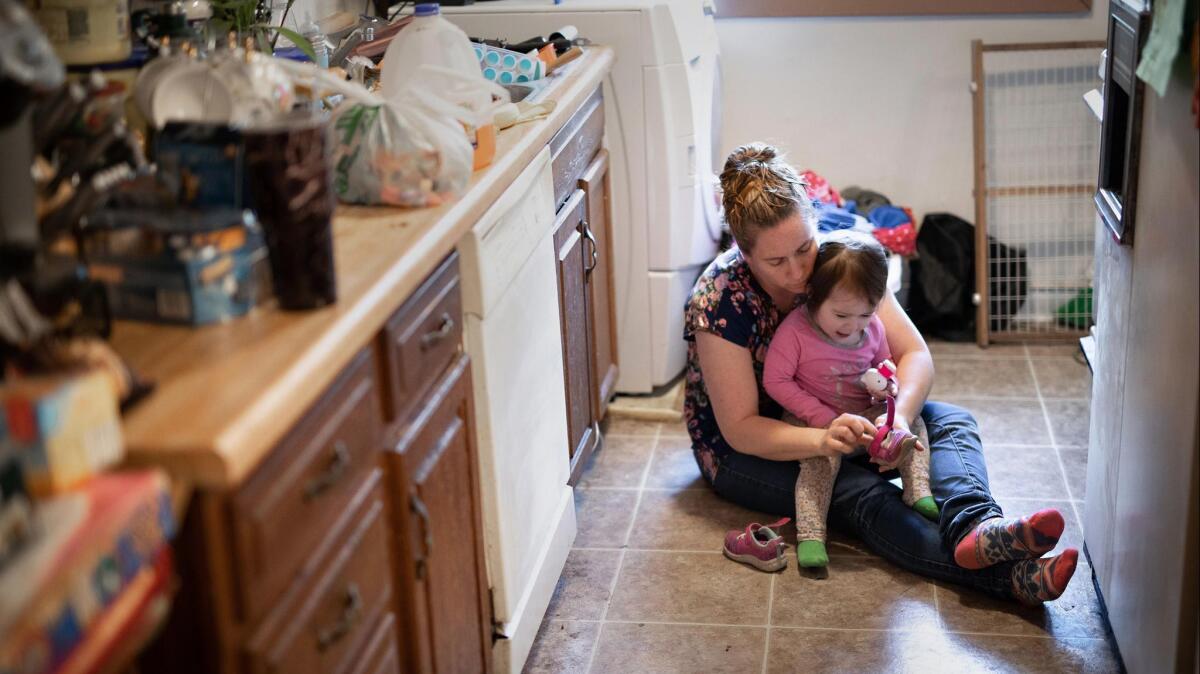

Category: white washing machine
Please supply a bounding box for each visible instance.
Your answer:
[446,0,724,394]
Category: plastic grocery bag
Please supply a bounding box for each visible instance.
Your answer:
[331,102,445,207]
[330,64,507,207]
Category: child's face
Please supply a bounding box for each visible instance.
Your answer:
[813,285,879,345]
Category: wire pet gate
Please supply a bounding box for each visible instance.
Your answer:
[971,40,1105,346]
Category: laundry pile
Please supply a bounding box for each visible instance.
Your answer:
[800,170,918,258]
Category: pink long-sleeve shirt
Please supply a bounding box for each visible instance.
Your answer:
[762,306,891,429]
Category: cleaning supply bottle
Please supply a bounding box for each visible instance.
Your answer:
[301,14,329,68]
[379,3,481,99]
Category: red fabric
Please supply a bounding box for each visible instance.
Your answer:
[800,169,842,207]
[873,221,917,256]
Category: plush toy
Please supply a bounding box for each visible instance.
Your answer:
[859,359,898,403]
[859,359,919,464]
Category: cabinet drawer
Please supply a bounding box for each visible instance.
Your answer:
[349,613,400,674]
[381,253,462,425]
[232,348,383,623]
[549,87,604,209]
[245,477,392,674]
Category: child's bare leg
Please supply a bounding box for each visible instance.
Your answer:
[795,454,840,567]
[899,417,939,520]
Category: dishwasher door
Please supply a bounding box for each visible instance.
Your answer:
[460,147,575,674]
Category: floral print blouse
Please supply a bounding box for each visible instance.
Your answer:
[684,246,798,482]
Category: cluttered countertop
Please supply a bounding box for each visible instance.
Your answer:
[109,46,613,488]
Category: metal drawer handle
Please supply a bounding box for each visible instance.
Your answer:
[316,583,363,652]
[410,492,433,580]
[580,219,598,275]
[303,441,350,502]
[420,313,456,350]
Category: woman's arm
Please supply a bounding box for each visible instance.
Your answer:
[877,291,934,427]
[695,331,875,461]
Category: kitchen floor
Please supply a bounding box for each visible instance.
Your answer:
[523,341,1123,674]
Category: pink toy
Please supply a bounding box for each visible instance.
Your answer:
[860,360,920,464]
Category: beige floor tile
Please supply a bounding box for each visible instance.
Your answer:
[771,557,940,632]
[929,340,1028,358]
[577,436,655,488]
[521,620,600,674]
[1026,343,1086,358]
[938,633,1120,673]
[644,434,707,491]
[931,358,1039,398]
[1030,357,1092,400]
[993,496,1084,554]
[573,489,638,549]
[766,628,982,674]
[606,551,771,625]
[937,561,1107,640]
[981,445,1070,499]
[1059,448,1088,501]
[942,398,1052,445]
[1044,400,1091,448]
[628,489,770,552]
[602,416,662,437]
[658,418,691,437]
[590,622,766,673]
[545,550,622,621]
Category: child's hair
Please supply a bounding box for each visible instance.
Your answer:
[719,143,816,253]
[806,231,889,311]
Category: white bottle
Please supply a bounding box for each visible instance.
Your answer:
[379,3,482,98]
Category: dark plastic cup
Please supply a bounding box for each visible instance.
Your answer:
[243,112,337,310]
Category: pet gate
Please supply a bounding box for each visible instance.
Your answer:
[971,40,1106,346]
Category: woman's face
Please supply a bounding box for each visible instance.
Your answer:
[743,211,819,301]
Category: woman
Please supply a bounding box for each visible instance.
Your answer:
[684,143,1077,603]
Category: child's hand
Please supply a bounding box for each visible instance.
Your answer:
[821,414,877,457]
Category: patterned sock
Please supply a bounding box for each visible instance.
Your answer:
[954,509,1064,570]
[797,540,829,568]
[1010,549,1079,605]
[913,496,939,521]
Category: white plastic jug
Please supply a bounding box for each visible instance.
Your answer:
[380,4,483,101]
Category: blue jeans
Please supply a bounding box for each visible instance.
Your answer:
[708,401,1015,598]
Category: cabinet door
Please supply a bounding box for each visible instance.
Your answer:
[554,189,597,465]
[579,149,618,422]
[388,355,492,674]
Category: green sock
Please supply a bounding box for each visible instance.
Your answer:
[797,540,829,568]
[913,496,940,521]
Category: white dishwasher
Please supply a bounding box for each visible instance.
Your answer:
[459,146,575,674]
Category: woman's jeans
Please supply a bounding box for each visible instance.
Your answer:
[709,401,1016,598]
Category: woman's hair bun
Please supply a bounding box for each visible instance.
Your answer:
[718,143,812,252]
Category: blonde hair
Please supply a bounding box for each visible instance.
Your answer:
[719,143,815,253]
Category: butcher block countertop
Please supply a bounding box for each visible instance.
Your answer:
[111,47,615,489]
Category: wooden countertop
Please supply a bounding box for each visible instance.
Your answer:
[111,48,614,489]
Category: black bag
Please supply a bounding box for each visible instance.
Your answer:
[906,212,1027,341]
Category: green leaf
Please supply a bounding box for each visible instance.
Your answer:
[271,25,317,63]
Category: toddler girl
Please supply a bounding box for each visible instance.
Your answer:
[763,231,937,569]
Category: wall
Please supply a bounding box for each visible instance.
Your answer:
[715,9,1107,219]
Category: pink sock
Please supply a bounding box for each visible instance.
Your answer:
[954,508,1064,570]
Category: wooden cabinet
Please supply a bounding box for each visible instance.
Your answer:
[549,86,619,482]
[579,149,618,423]
[554,190,597,466]
[143,255,489,674]
[380,255,492,674]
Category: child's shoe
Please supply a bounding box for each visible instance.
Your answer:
[723,518,790,572]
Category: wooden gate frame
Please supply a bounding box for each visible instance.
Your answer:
[970,39,1106,347]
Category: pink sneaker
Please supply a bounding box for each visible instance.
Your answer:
[722,518,790,572]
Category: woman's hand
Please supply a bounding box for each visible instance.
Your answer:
[821,414,878,457]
